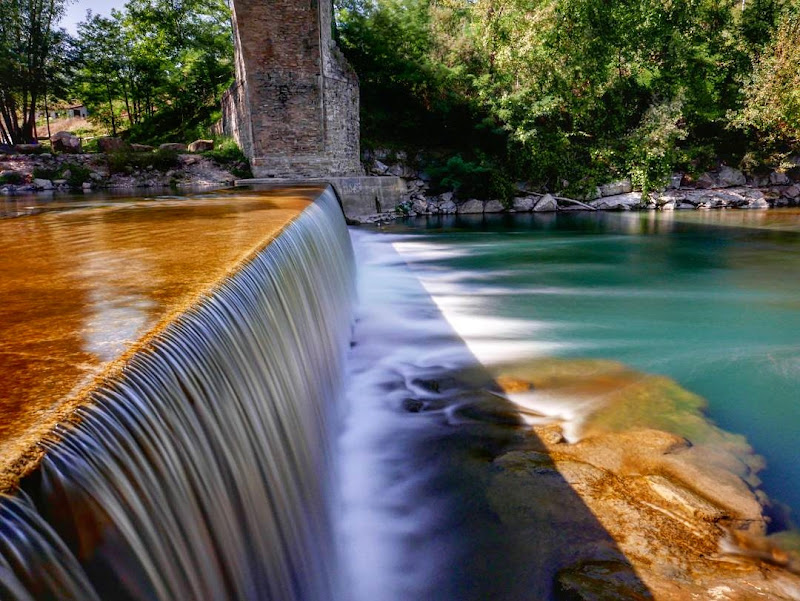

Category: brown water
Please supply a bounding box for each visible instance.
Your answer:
[0,188,317,489]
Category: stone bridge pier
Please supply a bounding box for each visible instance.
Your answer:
[223,0,362,178]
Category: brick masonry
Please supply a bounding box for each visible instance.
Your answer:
[224,0,362,177]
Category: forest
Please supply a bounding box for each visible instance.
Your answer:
[1,0,798,197]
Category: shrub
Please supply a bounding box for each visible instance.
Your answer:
[32,167,59,181]
[0,171,25,185]
[428,155,514,202]
[203,138,252,178]
[63,164,92,187]
[107,149,180,174]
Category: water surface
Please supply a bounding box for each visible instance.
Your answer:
[374,210,800,525]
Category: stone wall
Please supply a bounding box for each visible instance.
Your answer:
[239,177,408,218]
[224,0,361,178]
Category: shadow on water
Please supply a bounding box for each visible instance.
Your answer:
[342,228,653,600]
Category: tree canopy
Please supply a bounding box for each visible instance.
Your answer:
[336,0,800,195]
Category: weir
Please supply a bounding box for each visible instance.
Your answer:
[0,187,355,599]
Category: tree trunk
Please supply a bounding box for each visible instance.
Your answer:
[106,83,117,136]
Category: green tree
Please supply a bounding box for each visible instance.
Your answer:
[0,0,70,144]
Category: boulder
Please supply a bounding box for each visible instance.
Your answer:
[599,178,632,197]
[51,131,81,154]
[718,166,746,188]
[782,184,800,199]
[484,199,505,213]
[742,198,769,210]
[533,194,557,212]
[98,137,130,153]
[590,192,642,211]
[188,139,214,152]
[696,172,718,189]
[372,159,389,175]
[439,191,454,203]
[439,199,457,214]
[458,199,484,214]
[669,173,683,189]
[749,174,771,187]
[513,196,535,212]
[387,163,415,178]
[770,171,790,186]
[159,143,188,152]
[130,144,155,153]
[411,199,429,214]
[660,201,676,211]
[32,178,53,190]
[52,179,68,187]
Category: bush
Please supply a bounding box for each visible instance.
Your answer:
[107,149,180,174]
[0,171,25,185]
[428,155,514,202]
[32,167,59,181]
[203,138,252,178]
[63,164,92,187]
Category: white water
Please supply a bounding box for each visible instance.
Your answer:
[0,189,354,601]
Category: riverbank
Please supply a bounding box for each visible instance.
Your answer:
[0,145,241,195]
[351,151,800,223]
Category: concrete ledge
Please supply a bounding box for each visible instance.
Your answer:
[236,176,408,218]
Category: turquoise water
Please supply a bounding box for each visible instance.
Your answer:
[383,211,800,526]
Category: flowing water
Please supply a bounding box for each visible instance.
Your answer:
[0,189,355,600]
[360,210,800,527]
[2,192,799,600]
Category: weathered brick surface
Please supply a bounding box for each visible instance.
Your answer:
[224,0,361,177]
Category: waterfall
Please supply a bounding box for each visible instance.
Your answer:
[0,188,355,601]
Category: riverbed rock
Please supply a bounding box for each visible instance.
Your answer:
[372,159,389,175]
[458,199,484,214]
[770,171,791,186]
[741,198,770,209]
[98,137,130,153]
[439,199,457,214]
[718,166,746,188]
[32,178,53,190]
[484,199,505,213]
[188,139,214,152]
[660,201,676,211]
[696,172,718,189]
[782,184,800,199]
[411,199,429,215]
[159,143,188,152]
[591,192,641,211]
[555,560,652,601]
[51,131,81,154]
[513,196,536,212]
[599,179,632,197]
[533,194,557,212]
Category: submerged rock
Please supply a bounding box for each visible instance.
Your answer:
[555,560,652,601]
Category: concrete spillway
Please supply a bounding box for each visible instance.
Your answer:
[0,186,355,599]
